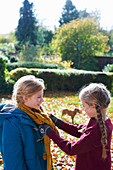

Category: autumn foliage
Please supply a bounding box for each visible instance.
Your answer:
[52,18,110,70]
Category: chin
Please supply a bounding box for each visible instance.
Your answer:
[36,106,40,110]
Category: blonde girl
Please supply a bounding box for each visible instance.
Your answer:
[0,75,58,170]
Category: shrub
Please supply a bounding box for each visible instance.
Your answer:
[0,57,6,83]
[10,56,18,63]
[19,45,38,61]
[0,54,9,63]
[0,57,13,94]
[51,18,109,71]
[6,61,64,71]
[103,64,113,72]
[37,55,73,69]
[9,68,113,93]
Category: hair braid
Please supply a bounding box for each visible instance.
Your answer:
[95,105,107,159]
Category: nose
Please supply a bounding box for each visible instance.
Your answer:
[41,97,44,102]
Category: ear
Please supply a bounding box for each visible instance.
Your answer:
[23,95,29,103]
[91,104,96,109]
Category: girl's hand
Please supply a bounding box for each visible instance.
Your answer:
[48,113,62,128]
[39,123,52,136]
[47,112,52,116]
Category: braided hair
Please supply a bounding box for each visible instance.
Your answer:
[79,83,111,159]
[95,105,107,159]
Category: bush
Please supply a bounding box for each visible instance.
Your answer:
[9,68,113,93]
[10,56,18,63]
[0,55,9,63]
[0,57,13,94]
[51,18,109,71]
[6,61,64,71]
[103,64,113,72]
[0,57,6,83]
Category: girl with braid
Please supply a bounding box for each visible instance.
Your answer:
[39,83,113,170]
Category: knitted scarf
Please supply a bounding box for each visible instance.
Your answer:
[17,104,59,170]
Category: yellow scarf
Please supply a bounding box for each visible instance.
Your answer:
[17,104,59,170]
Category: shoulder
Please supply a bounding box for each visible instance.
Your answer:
[85,119,100,136]
[106,117,113,126]
[0,104,6,110]
[3,115,22,131]
[105,117,113,133]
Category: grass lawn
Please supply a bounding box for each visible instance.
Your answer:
[0,91,113,169]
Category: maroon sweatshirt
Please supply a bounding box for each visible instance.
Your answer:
[48,117,113,170]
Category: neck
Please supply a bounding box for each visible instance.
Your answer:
[91,117,97,121]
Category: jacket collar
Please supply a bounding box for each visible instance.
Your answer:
[0,108,37,128]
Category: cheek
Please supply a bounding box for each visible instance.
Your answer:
[37,98,42,103]
[92,108,97,115]
[83,106,88,112]
[85,106,91,113]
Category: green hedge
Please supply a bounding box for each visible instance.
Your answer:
[6,61,64,71]
[9,68,113,93]
[0,57,13,94]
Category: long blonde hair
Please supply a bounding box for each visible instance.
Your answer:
[79,83,111,159]
[12,75,45,104]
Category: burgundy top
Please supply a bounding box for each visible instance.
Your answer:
[48,117,113,170]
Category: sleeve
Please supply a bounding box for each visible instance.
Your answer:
[48,127,101,156]
[2,118,27,170]
[59,120,86,138]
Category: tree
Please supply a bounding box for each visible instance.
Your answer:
[79,9,89,19]
[37,26,53,46]
[43,29,53,45]
[108,29,113,51]
[52,18,110,71]
[59,0,79,26]
[79,9,100,23]
[15,0,38,45]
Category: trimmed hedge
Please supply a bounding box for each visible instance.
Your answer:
[6,61,64,71]
[9,68,113,93]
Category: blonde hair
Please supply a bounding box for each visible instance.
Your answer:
[79,83,111,159]
[12,75,45,104]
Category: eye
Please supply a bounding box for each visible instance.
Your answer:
[37,96,43,100]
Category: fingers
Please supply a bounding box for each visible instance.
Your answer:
[47,112,51,116]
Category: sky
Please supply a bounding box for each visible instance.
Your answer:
[0,0,113,34]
